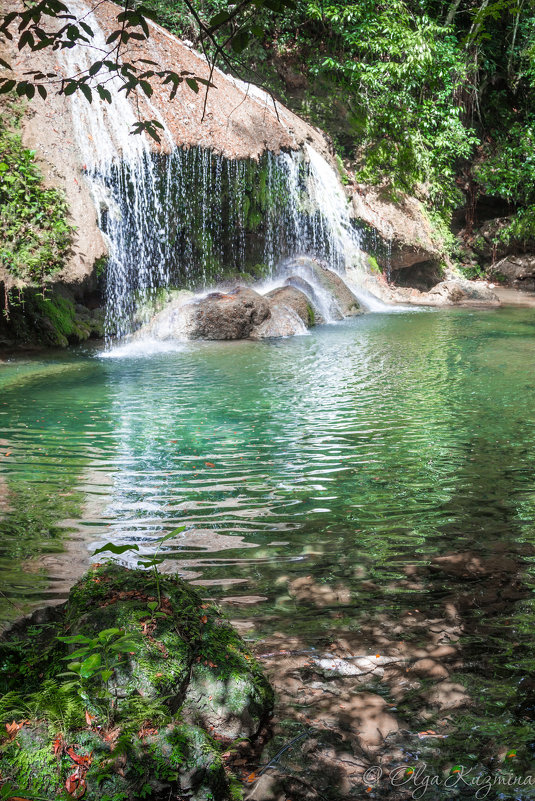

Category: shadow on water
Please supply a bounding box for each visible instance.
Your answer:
[1,308,535,797]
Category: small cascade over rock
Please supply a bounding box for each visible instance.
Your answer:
[58,1,390,345]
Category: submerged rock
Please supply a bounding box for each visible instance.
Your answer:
[0,564,273,800]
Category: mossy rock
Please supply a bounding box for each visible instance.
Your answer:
[0,287,104,348]
[0,564,274,800]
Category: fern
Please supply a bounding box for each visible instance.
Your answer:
[118,694,171,735]
[0,681,84,733]
[0,691,26,722]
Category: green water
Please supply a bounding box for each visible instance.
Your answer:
[2,306,535,790]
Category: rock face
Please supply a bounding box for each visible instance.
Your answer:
[351,186,444,279]
[0,286,104,350]
[0,564,273,801]
[4,0,333,292]
[490,255,535,290]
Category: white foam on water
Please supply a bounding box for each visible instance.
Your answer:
[99,339,186,359]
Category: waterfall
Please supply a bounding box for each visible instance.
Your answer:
[60,2,389,343]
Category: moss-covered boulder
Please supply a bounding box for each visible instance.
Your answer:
[0,564,274,800]
[0,287,104,349]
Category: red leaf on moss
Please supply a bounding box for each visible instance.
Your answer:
[65,774,78,795]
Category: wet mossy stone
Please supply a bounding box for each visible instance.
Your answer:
[0,564,274,800]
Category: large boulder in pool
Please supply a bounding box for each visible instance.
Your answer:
[0,564,274,801]
[190,287,271,340]
[141,286,271,341]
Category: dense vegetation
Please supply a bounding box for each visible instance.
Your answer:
[0,95,73,285]
[139,0,535,247]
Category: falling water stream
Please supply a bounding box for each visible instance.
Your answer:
[59,1,389,345]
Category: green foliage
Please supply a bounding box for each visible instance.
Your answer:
[0,563,270,800]
[0,95,73,283]
[476,118,535,243]
[0,680,85,732]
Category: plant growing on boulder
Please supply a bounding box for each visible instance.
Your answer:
[0,562,273,800]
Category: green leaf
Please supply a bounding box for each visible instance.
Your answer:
[140,80,153,97]
[185,78,199,94]
[98,628,123,640]
[110,640,140,652]
[137,557,164,568]
[96,85,112,103]
[160,526,185,542]
[61,647,92,660]
[209,10,231,28]
[79,83,92,102]
[80,652,102,678]
[147,600,158,611]
[0,80,16,94]
[93,542,140,556]
[106,29,121,44]
[58,634,93,644]
[231,29,250,54]
[88,60,102,76]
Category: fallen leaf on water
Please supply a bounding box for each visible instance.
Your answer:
[205,462,215,467]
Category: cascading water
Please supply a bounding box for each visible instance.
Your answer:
[61,2,390,344]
